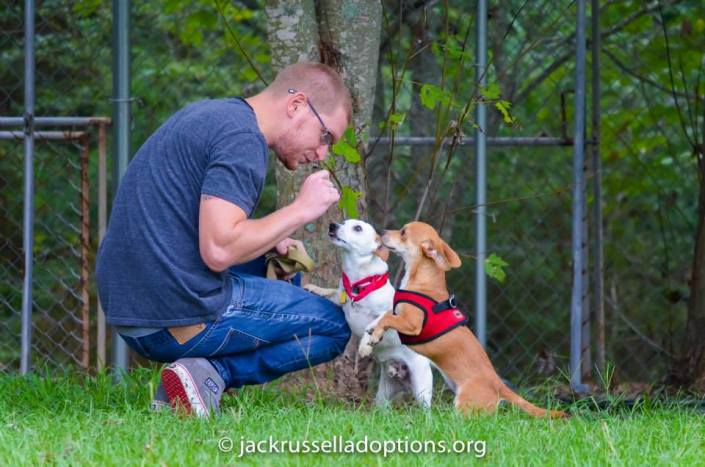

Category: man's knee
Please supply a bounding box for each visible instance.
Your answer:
[327,303,351,355]
[313,297,351,354]
[333,319,352,355]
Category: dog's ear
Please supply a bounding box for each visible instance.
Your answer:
[374,245,390,262]
[441,239,461,269]
[374,235,390,261]
[421,239,462,270]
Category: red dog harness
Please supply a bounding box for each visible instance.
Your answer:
[341,272,390,303]
[393,289,468,345]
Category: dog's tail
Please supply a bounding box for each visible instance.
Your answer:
[499,384,568,419]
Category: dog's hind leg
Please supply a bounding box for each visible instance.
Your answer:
[405,353,433,409]
[454,378,502,415]
[374,366,405,408]
[432,362,457,395]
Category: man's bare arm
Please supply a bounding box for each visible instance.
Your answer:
[198,170,339,272]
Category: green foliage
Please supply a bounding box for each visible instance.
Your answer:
[480,82,501,100]
[481,83,515,124]
[2,0,704,385]
[419,83,453,110]
[338,186,363,219]
[494,100,514,124]
[379,112,406,131]
[332,127,361,164]
[484,253,509,283]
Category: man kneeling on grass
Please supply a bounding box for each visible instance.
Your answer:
[96,62,353,417]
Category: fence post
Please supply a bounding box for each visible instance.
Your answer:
[111,0,131,377]
[20,0,36,375]
[475,0,488,348]
[80,135,91,369]
[97,123,108,371]
[591,0,605,376]
[570,0,590,393]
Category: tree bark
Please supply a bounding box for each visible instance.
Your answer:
[265,0,320,214]
[265,0,382,400]
[314,0,382,400]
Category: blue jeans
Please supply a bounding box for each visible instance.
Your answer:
[119,256,350,389]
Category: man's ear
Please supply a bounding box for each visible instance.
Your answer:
[421,239,461,271]
[286,91,307,116]
[374,235,390,262]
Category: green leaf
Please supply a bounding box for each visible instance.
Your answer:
[480,82,501,100]
[420,83,452,110]
[164,0,182,14]
[443,41,464,60]
[495,100,515,124]
[537,107,550,122]
[72,0,102,17]
[484,253,509,283]
[342,126,357,145]
[332,127,360,163]
[242,68,258,82]
[339,186,362,219]
[388,112,406,130]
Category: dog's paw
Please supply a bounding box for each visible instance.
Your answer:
[359,326,383,357]
[358,332,375,358]
[303,284,326,296]
[386,360,410,380]
[358,342,374,358]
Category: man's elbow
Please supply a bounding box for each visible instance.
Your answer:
[200,243,232,273]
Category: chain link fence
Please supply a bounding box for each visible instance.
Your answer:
[1,0,699,391]
[0,0,270,372]
[0,1,105,372]
[367,0,697,388]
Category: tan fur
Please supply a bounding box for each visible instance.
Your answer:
[365,221,566,419]
[373,237,390,262]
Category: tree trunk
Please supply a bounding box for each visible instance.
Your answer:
[265,0,382,401]
[314,0,382,400]
[265,0,320,213]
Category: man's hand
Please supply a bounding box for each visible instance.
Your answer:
[271,238,306,281]
[273,237,305,256]
[293,170,340,222]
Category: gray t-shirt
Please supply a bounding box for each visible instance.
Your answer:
[96,98,268,327]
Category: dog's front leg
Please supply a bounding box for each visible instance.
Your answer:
[358,305,424,357]
[303,283,340,303]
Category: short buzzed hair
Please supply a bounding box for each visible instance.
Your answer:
[268,62,353,124]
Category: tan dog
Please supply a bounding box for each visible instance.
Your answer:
[358,221,566,418]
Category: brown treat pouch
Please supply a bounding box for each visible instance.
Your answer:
[167,323,206,345]
[265,245,315,280]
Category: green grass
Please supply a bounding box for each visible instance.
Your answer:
[1,368,704,466]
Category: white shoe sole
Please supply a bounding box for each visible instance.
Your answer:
[161,363,208,417]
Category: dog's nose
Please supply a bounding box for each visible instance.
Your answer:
[328,223,339,235]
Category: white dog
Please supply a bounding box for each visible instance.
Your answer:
[304,219,434,408]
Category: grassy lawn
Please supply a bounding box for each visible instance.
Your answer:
[1,368,703,466]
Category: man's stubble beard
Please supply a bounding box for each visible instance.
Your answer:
[274,126,303,171]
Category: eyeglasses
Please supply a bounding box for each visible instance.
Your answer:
[288,88,334,147]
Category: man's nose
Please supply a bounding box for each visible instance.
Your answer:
[315,145,329,161]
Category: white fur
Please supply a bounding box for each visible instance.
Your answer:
[304,220,434,408]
